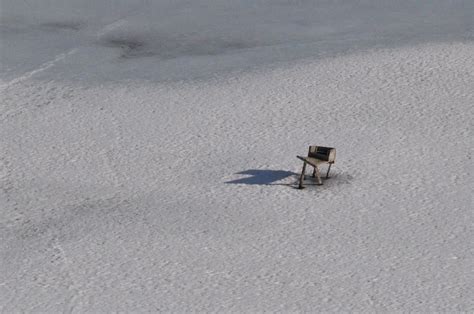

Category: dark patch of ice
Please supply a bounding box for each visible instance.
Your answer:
[99,31,263,60]
[40,21,83,31]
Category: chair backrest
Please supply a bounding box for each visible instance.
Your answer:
[308,146,336,163]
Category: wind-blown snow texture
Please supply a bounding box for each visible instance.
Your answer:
[1,0,473,312]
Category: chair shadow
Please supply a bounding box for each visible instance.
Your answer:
[225,169,297,185]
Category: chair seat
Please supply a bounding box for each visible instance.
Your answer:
[296,156,328,167]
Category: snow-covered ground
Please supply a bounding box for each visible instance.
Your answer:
[1,1,473,311]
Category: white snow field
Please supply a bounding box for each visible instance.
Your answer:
[1,0,473,312]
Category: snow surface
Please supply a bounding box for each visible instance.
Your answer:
[1,0,473,311]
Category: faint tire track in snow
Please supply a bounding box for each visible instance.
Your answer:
[0,156,19,225]
[0,49,77,89]
[96,19,129,39]
[0,49,77,120]
[1,80,75,122]
[88,96,128,198]
[51,238,82,312]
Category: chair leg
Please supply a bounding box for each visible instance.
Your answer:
[312,167,316,178]
[326,163,332,179]
[315,166,323,185]
[298,162,307,189]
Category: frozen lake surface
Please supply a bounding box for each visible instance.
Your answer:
[1,0,473,311]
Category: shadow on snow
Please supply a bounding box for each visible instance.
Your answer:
[225,169,296,186]
[225,169,353,189]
